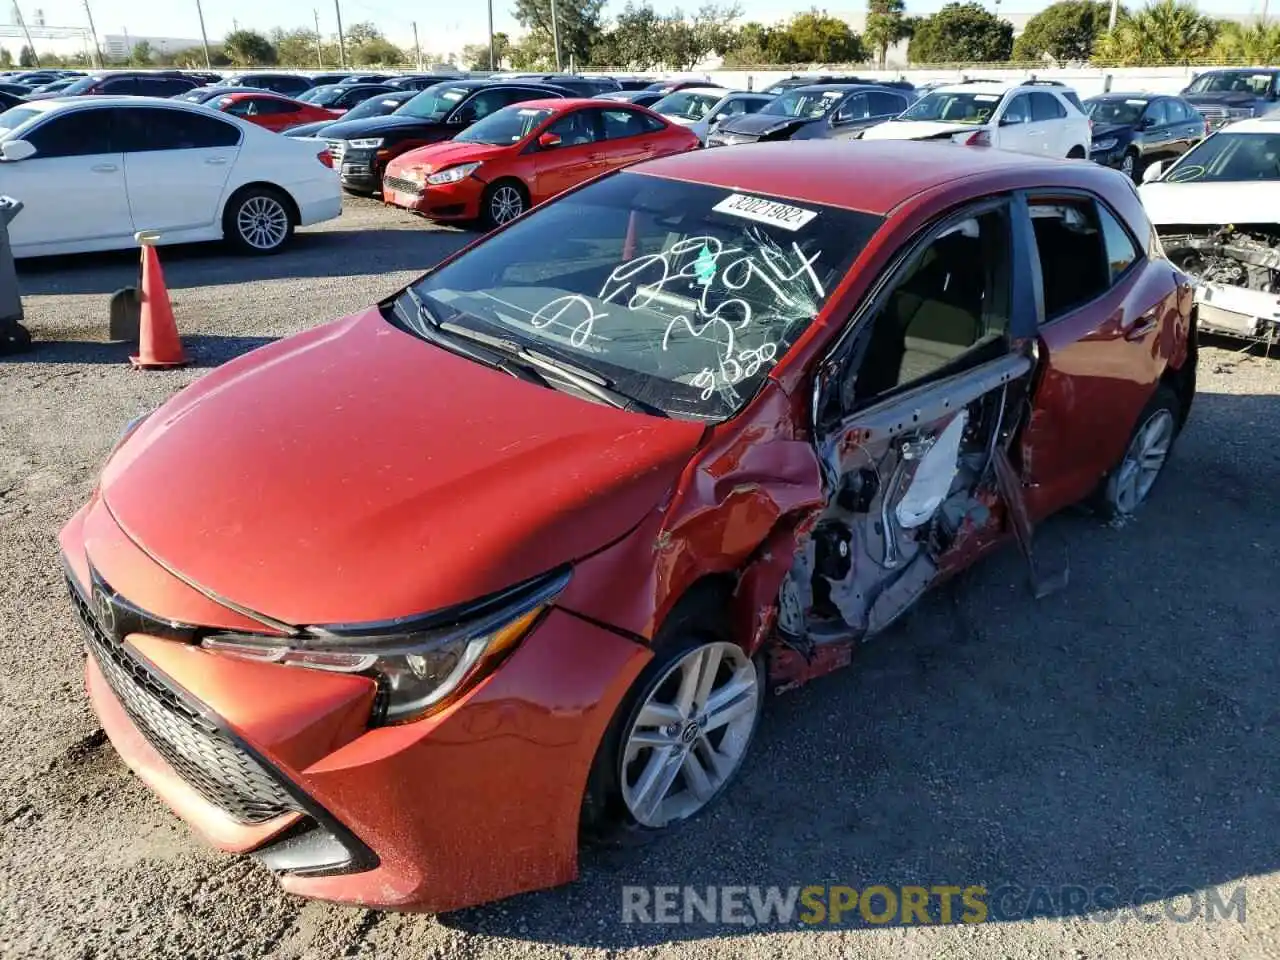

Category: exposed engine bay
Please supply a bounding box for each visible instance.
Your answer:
[777,360,1025,653]
[1158,223,1280,341]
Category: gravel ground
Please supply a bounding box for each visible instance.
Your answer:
[2,197,1279,960]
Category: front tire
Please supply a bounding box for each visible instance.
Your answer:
[223,187,295,255]
[1120,150,1139,181]
[582,600,764,839]
[1095,384,1181,519]
[480,179,528,230]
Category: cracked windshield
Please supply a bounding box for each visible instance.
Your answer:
[405,172,882,421]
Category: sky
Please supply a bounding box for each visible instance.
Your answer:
[7,0,1273,57]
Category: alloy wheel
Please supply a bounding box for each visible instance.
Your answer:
[237,195,290,251]
[490,185,524,225]
[620,641,760,829]
[1121,153,1136,180]
[1112,408,1175,514]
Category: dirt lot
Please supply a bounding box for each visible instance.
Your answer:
[2,198,1279,960]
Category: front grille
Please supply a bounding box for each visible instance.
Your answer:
[70,581,297,824]
[325,139,345,163]
[383,175,421,197]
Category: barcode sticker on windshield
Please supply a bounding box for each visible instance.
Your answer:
[712,193,818,232]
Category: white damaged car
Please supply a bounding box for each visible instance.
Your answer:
[1140,117,1280,343]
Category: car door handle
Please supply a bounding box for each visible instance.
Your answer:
[90,163,118,173]
[1125,310,1160,340]
[204,157,229,165]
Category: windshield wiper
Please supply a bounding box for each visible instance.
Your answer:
[437,320,668,418]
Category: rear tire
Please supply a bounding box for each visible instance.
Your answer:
[223,187,295,256]
[1094,384,1181,520]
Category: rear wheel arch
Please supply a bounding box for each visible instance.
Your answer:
[222,181,301,226]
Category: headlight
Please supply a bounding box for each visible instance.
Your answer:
[426,161,481,185]
[200,568,569,724]
[346,137,384,149]
[1091,137,1119,151]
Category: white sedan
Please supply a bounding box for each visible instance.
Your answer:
[0,97,341,258]
[649,88,772,144]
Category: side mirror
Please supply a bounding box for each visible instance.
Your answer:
[1000,114,1025,126]
[1137,116,1155,130]
[0,140,35,162]
[446,112,469,126]
[537,132,562,149]
[1142,160,1165,183]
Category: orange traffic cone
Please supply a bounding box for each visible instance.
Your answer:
[129,231,188,370]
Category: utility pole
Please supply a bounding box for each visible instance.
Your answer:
[550,0,561,71]
[12,1,39,66]
[487,0,495,69]
[1107,0,1119,31]
[412,20,422,70]
[333,0,346,68]
[194,0,212,68]
[313,8,324,66]
[82,0,102,68]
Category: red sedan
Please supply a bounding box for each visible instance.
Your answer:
[212,92,343,133]
[382,98,700,227]
[61,142,1195,913]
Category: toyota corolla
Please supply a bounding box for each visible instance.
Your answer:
[62,141,1196,913]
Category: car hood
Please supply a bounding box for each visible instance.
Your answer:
[98,308,705,626]
[1182,91,1258,107]
[1090,122,1132,140]
[716,112,816,138]
[861,119,979,141]
[284,119,337,137]
[389,139,510,173]
[1139,180,1280,225]
[321,113,444,140]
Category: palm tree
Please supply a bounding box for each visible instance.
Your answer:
[1094,0,1217,64]
[1210,21,1280,63]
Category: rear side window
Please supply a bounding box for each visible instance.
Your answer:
[139,78,195,97]
[867,91,907,116]
[1030,92,1067,121]
[1029,199,1134,320]
[256,98,300,115]
[116,108,241,151]
[836,94,870,122]
[25,109,115,157]
[600,108,651,139]
[99,77,139,95]
[1099,205,1140,282]
[1144,100,1170,126]
[1002,94,1031,124]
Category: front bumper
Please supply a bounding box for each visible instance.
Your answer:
[1193,281,1280,341]
[64,502,652,911]
[382,173,482,221]
[1090,146,1125,168]
[334,147,382,191]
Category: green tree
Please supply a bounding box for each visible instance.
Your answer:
[593,1,665,68]
[513,0,607,67]
[908,2,1012,63]
[18,45,37,67]
[129,40,154,65]
[223,29,277,66]
[0,48,11,69]
[1208,20,1280,63]
[272,28,322,67]
[462,32,511,69]
[656,3,741,68]
[354,37,404,64]
[1093,0,1216,63]
[1012,0,1112,62]
[865,0,909,67]
[782,8,864,62]
[722,20,776,65]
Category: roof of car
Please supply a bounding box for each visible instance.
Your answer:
[632,140,1097,215]
[930,81,1020,94]
[510,97,636,112]
[1088,91,1159,100]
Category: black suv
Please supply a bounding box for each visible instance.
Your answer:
[54,72,199,98]
[1181,68,1280,131]
[321,79,573,193]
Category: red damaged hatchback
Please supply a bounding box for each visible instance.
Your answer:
[62,141,1196,913]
